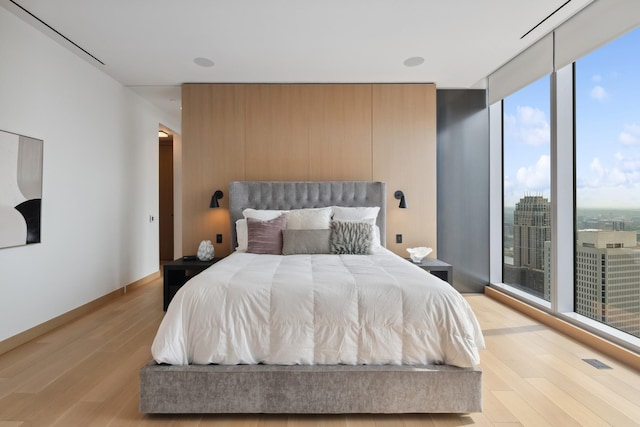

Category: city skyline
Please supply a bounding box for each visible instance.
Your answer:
[575,229,640,338]
[503,195,550,301]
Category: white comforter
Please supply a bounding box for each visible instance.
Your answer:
[152,248,485,368]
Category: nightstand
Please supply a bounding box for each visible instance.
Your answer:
[408,258,453,285]
[163,257,222,310]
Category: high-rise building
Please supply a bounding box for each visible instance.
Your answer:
[513,195,551,269]
[504,195,551,297]
[575,230,640,338]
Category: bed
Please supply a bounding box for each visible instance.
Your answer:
[140,181,484,414]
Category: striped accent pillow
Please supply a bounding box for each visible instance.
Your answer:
[247,215,287,254]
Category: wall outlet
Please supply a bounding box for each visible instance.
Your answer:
[216,234,222,244]
[396,234,402,244]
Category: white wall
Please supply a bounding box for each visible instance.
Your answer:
[0,7,176,342]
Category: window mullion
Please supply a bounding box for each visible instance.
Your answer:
[551,64,575,314]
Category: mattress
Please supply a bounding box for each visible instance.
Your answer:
[151,248,485,368]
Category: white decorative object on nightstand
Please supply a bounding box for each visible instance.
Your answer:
[197,240,215,261]
[407,246,432,263]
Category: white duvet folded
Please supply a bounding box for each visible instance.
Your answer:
[151,248,485,368]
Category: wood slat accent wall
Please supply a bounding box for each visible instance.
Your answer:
[181,84,245,253]
[307,84,372,181]
[372,84,437,255]
[182,83,436,257]
[245,85,310,181]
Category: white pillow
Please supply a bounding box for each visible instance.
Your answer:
[235,219,248,252]
[286,207,332,230]
[242,208,288,221]
[331,206,380,221]
[372,225,382,248]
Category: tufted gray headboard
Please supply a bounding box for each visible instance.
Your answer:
[228,181,387,251]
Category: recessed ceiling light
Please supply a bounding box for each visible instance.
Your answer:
[193,57,215,67]
[403,56,425,67]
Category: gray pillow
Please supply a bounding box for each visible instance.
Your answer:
[329,220,373,255]
[282,229,331,255]
[246,215,287,254]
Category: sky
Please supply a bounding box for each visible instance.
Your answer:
[503,26,640,209]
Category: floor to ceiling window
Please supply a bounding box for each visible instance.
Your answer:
[502,76,552,302]
[575,28,640,338]
[492,3,640,352]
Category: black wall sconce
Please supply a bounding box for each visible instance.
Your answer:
[394,190,407,209]
[209,190,224,208]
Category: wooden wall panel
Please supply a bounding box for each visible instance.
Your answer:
[372,84,437,257]
[244,85,310,181]
[307,85,373,180]
[181,84,245,257]
[181,83,437,258]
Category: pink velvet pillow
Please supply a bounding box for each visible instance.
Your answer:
[246,215,287,254]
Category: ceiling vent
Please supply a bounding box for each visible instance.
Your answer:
[521,0,573,39]
[8,0,105,66]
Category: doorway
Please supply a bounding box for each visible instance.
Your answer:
[159,131,174,262]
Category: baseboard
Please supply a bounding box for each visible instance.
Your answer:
[485,286,640,372]
[0,271,160,357]
[124,270,160,293]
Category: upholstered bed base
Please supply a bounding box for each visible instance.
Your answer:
[139,361,482,413]
[141,181,482,414]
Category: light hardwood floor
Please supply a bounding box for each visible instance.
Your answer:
[1,278,640,426]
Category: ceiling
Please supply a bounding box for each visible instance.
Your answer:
[2,0,594,127]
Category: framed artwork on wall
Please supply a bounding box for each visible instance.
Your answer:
[0,129,43,249]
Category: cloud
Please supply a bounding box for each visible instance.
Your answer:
[518,106,546,125]
[504,106,550,146]
[609,168,627,186]
[516,155,550,191]
[503,175,514,192]
[619,123,640,145]
[504,155,552,205]
[617,153,640,184]
[592,74,602,82]
[620,132,637,145]
[589,157,605,183]
[579,153,640,189]
[577,183,640,208]
[620,157,640,173]
[590,85,609,101]
[613,151,640,184]
[586,157,624,187]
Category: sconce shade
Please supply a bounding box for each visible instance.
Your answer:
[210,190,224,208]
[394,190,407,209]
